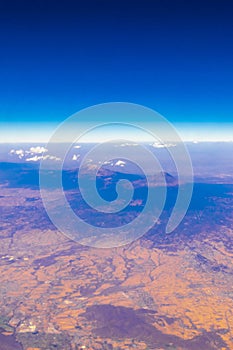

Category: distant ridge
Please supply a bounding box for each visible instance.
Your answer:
[0,162,177,190]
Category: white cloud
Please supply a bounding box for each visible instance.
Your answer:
[26,155,61,162]
[103,160,126,167]
[118,142,139,147]
[74,145,81,149]
[9,146,48,159]
[72,154,80,161]
[15,149,24,156]
[26,155,43,162]
[10,149,24,158]
[151,142,176,148]
[115,160,126,167]
[29,146,48,154]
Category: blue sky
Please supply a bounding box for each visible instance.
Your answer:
[0,0,232,141]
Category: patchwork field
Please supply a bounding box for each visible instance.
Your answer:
[0,182,233,349]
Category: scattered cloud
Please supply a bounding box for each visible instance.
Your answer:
[151,142,176,148]
[10,149,24,158]
[9,146,60,162]
[118,143,139,147]
[26,155,43,162]
[29,146,48,154]
[115,160,126,167]
[10,145,47,158]
[72,154,80,161]
[26,155,61,162]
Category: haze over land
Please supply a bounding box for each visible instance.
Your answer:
[0,141,233,348]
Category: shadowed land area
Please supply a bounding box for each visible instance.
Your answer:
[82,304,228,349]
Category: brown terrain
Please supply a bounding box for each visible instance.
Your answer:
[0,183,233,349]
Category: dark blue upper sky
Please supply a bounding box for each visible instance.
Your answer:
[1,0,233,125]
